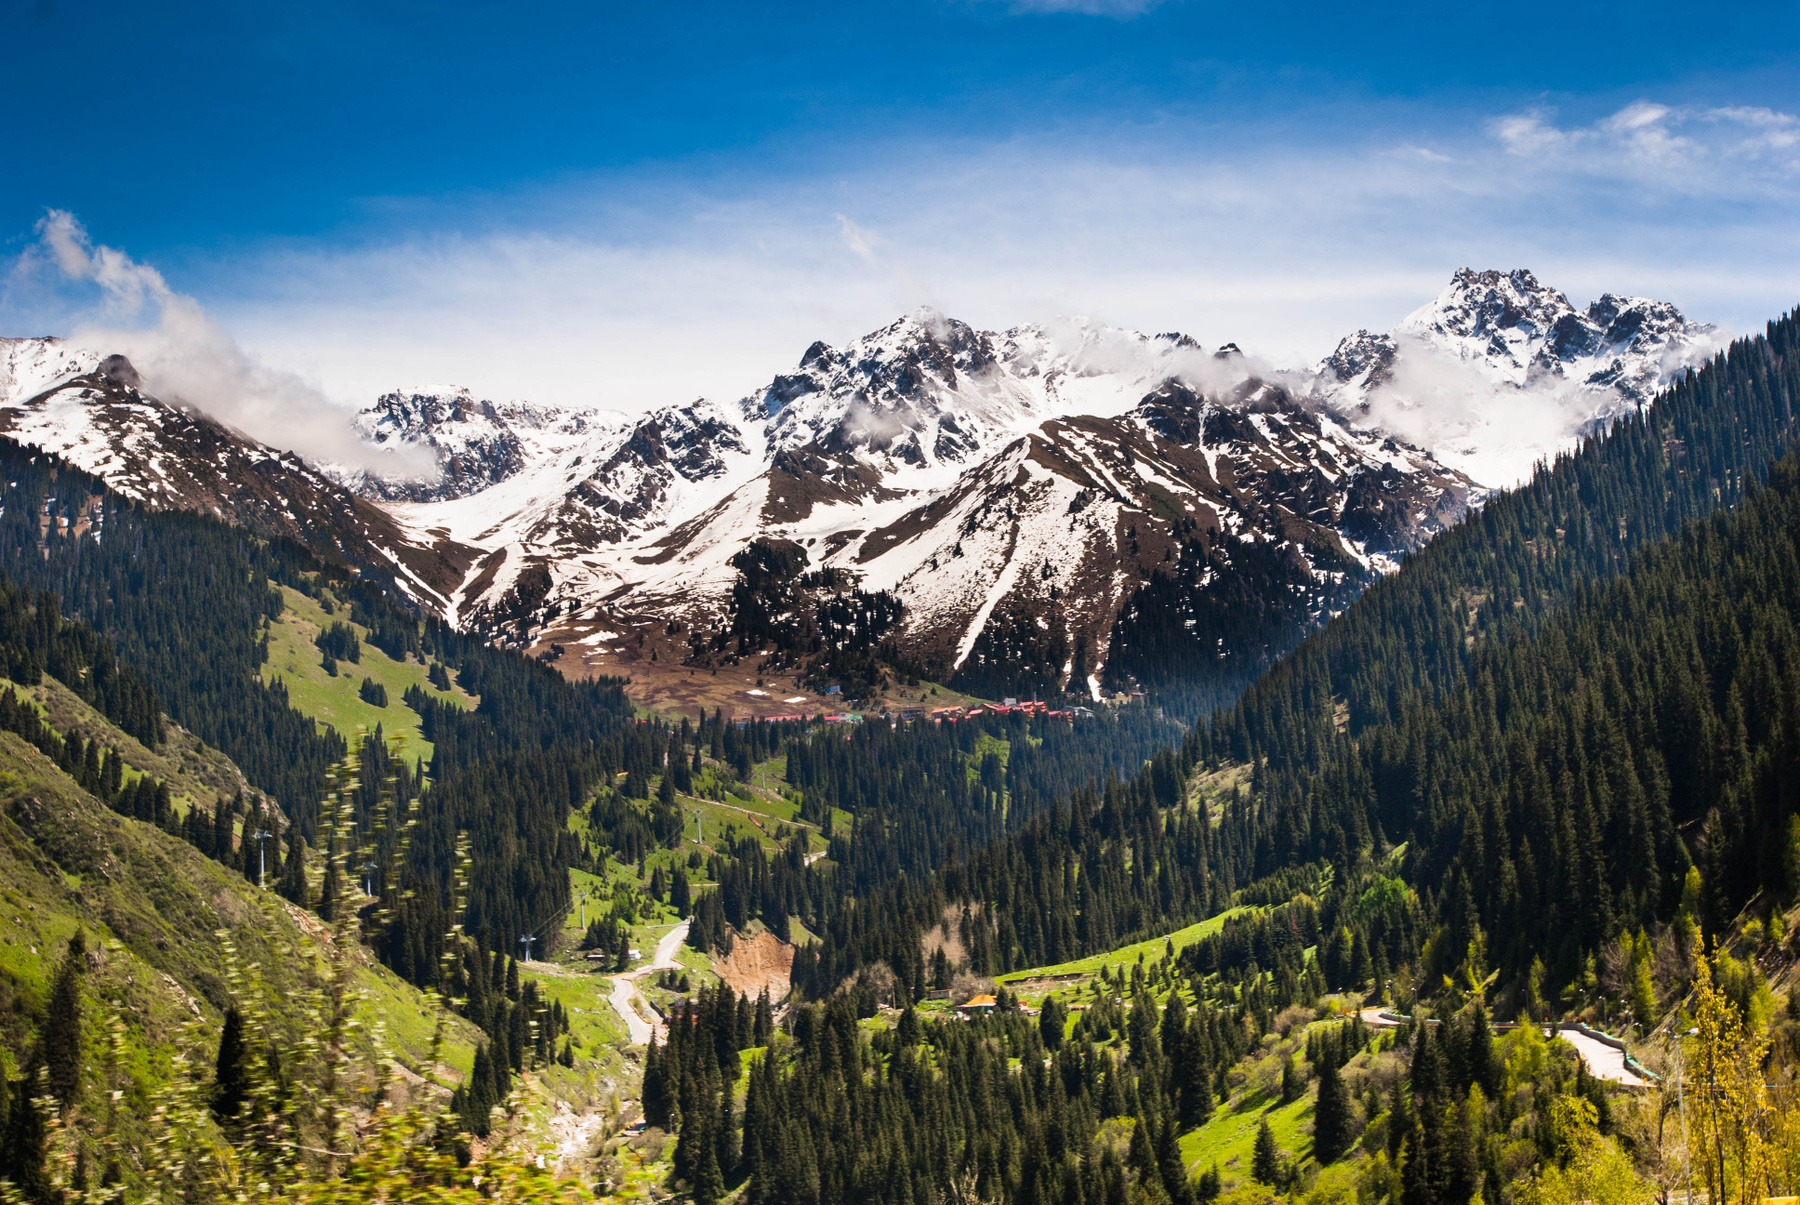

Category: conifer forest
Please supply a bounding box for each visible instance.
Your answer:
[2,221,1799,1205]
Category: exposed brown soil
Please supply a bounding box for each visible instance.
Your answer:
[713,929,796,1001]
[528,611,992,723]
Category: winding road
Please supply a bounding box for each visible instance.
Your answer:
[1559,1026,1654,1088]
[1357,1008,1652,1087]
[606,919,691,1046]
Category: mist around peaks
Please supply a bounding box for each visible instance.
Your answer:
[10,211,437,479]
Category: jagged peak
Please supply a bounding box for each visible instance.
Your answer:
[1399,267,1577,341]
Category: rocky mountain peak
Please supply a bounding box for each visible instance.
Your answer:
[98,354,142,388]
[347,386,533,502]
[1400,267,1576,352]
[0,269,1722,714]
[1315,268,1718,486]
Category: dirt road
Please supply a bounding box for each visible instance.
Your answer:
[606,919,691,1046]
[1358,1008,1652,1087]
[1559,1026,1654,1087]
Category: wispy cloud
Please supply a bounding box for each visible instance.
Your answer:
[8,211,427,474]
[8,101,1798,423]
[1490,101,1800,186]
[968,0,1168,16]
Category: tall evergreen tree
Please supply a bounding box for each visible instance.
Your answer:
[41,932,85,1112]
[1313,1044,1351,1163]
[212,1006,248,1126]
[1252,1117,1281,1186]
[0,1081,52,1205]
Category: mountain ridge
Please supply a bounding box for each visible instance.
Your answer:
[0,269,1717,713]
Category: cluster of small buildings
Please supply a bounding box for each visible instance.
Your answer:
[885,700,1089,724]
[918,991,1044,1020]
[733,698,1099,728]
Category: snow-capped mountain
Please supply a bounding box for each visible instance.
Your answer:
[0,269,1718,712]
[0,339,476,609]
[1,337,100,408]
[348,307,1477,703]
[344,386,627,503]
[1315,268,1718,485]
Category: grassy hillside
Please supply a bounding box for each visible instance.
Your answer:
[14,672,248,819]
[0,693,482,1158]
[259,582,476,763]
[998,907,1253,984]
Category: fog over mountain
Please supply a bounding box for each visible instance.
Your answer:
[0,267,1716,706]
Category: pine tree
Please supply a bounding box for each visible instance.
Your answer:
[1313,1042,1350,1163]
[41,931,84,1111]
[1,1081,52,1205]
[212,1005,248,1125]
[715,1082,739,1182]
[1280,1054,1303,1104]
[277,828,307,904]
[1252,1117,1282,1185]
[643,1037,673,1130]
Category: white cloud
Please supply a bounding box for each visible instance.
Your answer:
[11,211,429,475]
[9,99,1799,429]
[971,0,1167,16]
[1492,100,1800,182]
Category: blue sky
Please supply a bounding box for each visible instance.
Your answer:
[4,0,1799,414]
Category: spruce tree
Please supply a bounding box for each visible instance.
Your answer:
[1444,1094,1482,1205]
[643,1037,673,1130]
[1148,1113,1188,1205]
[1182,1016,1215,1125]
[316,848,340,921]
[691,1133,724,1205]
[1280,1054,1303,1103]
[1039,996,1067,1052]
[753,989,774,1047]
[1313,1045,1350,1163]
[715,1083,739,1182]
[1251,1117,1281,1185]
[1,1080,51,1205]
[1465,1002,1497,1097]
[277,829,307,904]
[212,1006,248,1125]
[41,932,84,1111]
[465,1043,495,1136]
[1128,1114,1163,1196]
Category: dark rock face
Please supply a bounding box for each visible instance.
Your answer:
[0,368,477,610]
[0,271,1709,712]
[98,355,141,388]
[350,389,529,502]
[1320,331,1398,390]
